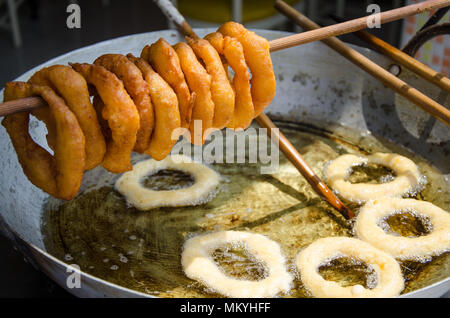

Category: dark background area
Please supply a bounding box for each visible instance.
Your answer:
[0,0,167,88]
[0,0,443,298]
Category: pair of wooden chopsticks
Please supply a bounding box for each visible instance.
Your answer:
[1,0,449,220]
[330,14,450,93]
[274,0,450,126]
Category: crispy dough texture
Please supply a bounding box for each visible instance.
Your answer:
[94,54,154,153]
[218,22,275,116]
[186,37,234,129]
[29,65,106,170]
[127,54,181,161]
[142,39,193,129]
[174,42,215,145]
[206,32,254,130]
[2,82,86,200]
[71,63,140,173]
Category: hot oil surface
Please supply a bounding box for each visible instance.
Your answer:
[41,122,450,297]
[211,244,269,281]
[142,169,195,190]
[382,212,432,238]
[318,257,377,289]
[348,164,395,184]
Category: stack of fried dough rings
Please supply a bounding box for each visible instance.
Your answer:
[1,22,276,200]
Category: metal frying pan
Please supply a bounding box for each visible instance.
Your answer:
[0,29,448,298]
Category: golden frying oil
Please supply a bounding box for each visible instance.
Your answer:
[318,257,377,289]
[41,122,449,297]
[211,245,269,281]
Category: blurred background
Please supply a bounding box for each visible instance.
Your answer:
[0,0,448,297]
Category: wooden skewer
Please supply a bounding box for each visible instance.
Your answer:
[275,0,450,126]
[153,0,355,220]
[270,0,450,52]
[331,14,450,93]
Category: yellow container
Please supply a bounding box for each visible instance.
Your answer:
[178,0,300,24]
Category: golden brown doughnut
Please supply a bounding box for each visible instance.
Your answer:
[186,37,234,129]
[29,65,106,169]
[2,82,85,200]
[70,63,140,173]
[173,42,214,144]
[127,54,181,160]
[206,32,254,129]
[94,54,154,153]
[142,38,193,128]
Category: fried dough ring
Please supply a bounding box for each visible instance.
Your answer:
[127,54,181,161]
[173,42,215,144]
[70,63,140,173]
[218,22,276,116]
[186,37,234,129]
[205,32,254,130]
[94,54,154,153]
[115,155,219,210]
[29,65,106,169]
[2,82,85,200]
[181,231,293,298]
[142,39,193,128]
[355,198,450,260]
[324,153,422,203]
[296,237,404,298]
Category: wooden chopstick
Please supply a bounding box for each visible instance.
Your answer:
[270,0,450,52]
[255,115,354,220]
[275,0,450,126]
[153,0,355,220]
[331,14,450,93]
